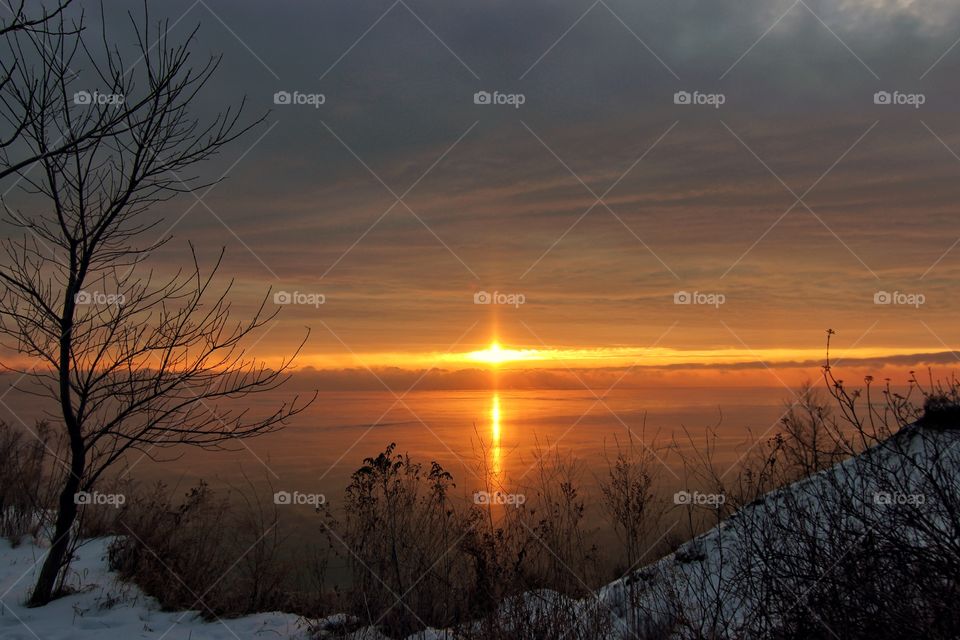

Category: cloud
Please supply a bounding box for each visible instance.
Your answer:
[6,1,960,364]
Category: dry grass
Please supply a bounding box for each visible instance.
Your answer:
[107,479,330,619]
[0,420,64,543]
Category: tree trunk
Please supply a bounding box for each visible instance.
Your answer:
[27,464,81,606]
[28,262,85,607]
[28,346,84,608]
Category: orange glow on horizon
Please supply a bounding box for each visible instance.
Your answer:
[287,345,948,372]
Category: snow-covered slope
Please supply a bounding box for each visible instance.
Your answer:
[597,422,960,637]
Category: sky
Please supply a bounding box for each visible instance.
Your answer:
[5,0,960,390]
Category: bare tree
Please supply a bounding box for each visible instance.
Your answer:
[0,5,312,606]
[0,2,197,182]
[0,1,90,179]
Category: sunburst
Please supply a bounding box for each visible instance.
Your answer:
[466,341,536,366]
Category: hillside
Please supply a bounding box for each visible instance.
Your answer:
[1,422,956,639]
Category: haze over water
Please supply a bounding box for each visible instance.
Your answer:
[103,386,792,501]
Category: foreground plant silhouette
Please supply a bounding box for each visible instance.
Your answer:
[0,3,310,606]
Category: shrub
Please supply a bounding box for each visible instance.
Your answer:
[0,420,64,543]
[321,441,624,638]
[919,386,960,430]
[322,443,476,636]
[108,480,325,618]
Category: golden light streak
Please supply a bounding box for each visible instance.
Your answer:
[292,346,942,371]
[490,392,502,481]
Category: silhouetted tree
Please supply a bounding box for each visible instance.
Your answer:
[0,3,310,605]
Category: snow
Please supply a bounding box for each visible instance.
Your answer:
[0,538,311,639]
[596,422,960,637]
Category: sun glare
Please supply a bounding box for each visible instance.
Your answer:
[467,341,537,366]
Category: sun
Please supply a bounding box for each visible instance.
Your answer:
[467,341,534,366]
[470,341,508,365]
